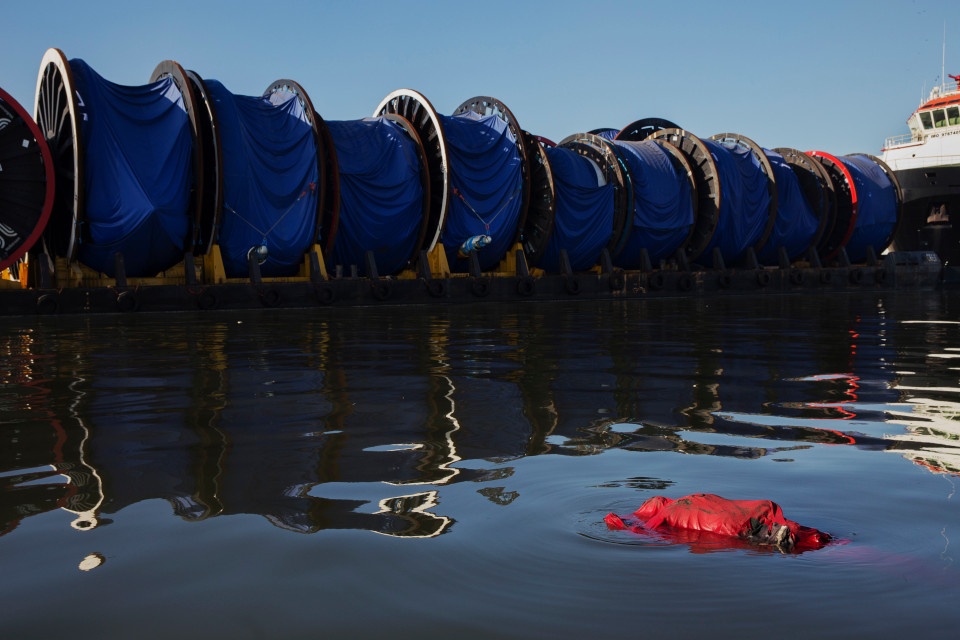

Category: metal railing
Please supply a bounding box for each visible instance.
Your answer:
[883,133,920,149]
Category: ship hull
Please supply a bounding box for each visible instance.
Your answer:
[890,164,960,263]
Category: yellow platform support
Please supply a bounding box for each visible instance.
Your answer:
[426,243,451,279]
[495,243,528,276]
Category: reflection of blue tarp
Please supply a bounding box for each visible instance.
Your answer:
[539,147,613,271]
[439,112,523,271]
[840,154,898,263]
[326,118,423,276]
[207,81,319,278]
[701,139,771,266]
[758,150,820,264]
[613,140,694,267]
[70,59,192,277]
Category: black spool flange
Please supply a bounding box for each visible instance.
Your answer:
[0,86,54,271]
[709,133,779,259]
[518,130,556,266]
[150,61,208,254]
[453,96,533,248]
[374,89,450,254]
[610,138,700,258]
[846,152,904,255]
[615,118,681,142]
[178,70,223,256]
[381,113,433,270]
[808,151,857,262]
[262,79,327,258]
[557,132,632,260]
[649,128,721,263]
[772,148,834,258]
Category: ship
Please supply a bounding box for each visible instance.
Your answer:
[882,74,960,263]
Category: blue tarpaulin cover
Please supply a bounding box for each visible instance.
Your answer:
[70,59,192,277]
[757,149,820,264]
[326,117,424,276]
[538,147,614,272]
[701,139,771,266]
[207,81,319,278]
[839,154,898,263]
[592,129,620,141]
[439,112,523,271]
[612,140,694,267]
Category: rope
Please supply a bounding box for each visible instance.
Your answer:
[452,186,519,232]
[223,182,316,242]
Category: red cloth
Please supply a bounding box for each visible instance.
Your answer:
[605,493,831,552]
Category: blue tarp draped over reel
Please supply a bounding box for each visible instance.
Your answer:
[206,80,319,278]
[70,59,192,277]
[538,147,614,272]
[701,139,771,266]
[757,149,820,264]
[438,112,523,271]
[839,154,898,263]
[612,140,694,268]
[593,129,620,141]
[326,117,423,276]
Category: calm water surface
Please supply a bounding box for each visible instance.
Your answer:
[2,291,960,638]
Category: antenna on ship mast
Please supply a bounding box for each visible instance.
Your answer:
[942,22,946,92]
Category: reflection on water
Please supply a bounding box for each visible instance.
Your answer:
[3,292,960,636]
[4,294,959,539]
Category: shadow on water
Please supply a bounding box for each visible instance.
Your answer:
[3,291,960,541]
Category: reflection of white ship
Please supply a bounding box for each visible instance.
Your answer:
[882,73,960,261]
[885,397,960,476]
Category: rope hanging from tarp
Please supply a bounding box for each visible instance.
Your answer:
[70,58,193,277]
[326,117,423,276]
[611,140,694,268]
[206,80,319,278]
[538,147,614,272]
[837,154,898,263]
[438,111,523,271]
[757,149,820,264]
[701,138,771,266]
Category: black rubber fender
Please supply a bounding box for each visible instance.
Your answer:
[678,273,694,291]
[426,278,448,298]
[315,284,335,305]
[875,269,888,285]
[517,276,536,297]
[756,270,771,287]
[116,290,139,312]
[471,277,491,297]
[197,288,220,310]
[36,292,60,315]
[717,273,732,289]
[849,269,864,285]
[260,288,282,307]
[371,281,392,301]
[819,270,833,285]
[609,271,625,290]
[565,276,581,295]
[649,272,666,291]
[789,269,804,286]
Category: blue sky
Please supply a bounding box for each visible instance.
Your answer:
[3,0,958,154]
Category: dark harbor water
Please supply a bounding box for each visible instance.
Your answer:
[2,291,960,638]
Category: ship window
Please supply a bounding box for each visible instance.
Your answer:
[949,106,960,125]
[933,109,948,127]
[920,111,934,129]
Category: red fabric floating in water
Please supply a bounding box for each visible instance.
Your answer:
[605,493,832,552]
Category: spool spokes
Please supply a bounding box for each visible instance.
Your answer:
[33,47,83,262]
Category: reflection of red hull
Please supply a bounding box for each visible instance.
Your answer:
[605,493,832,553]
